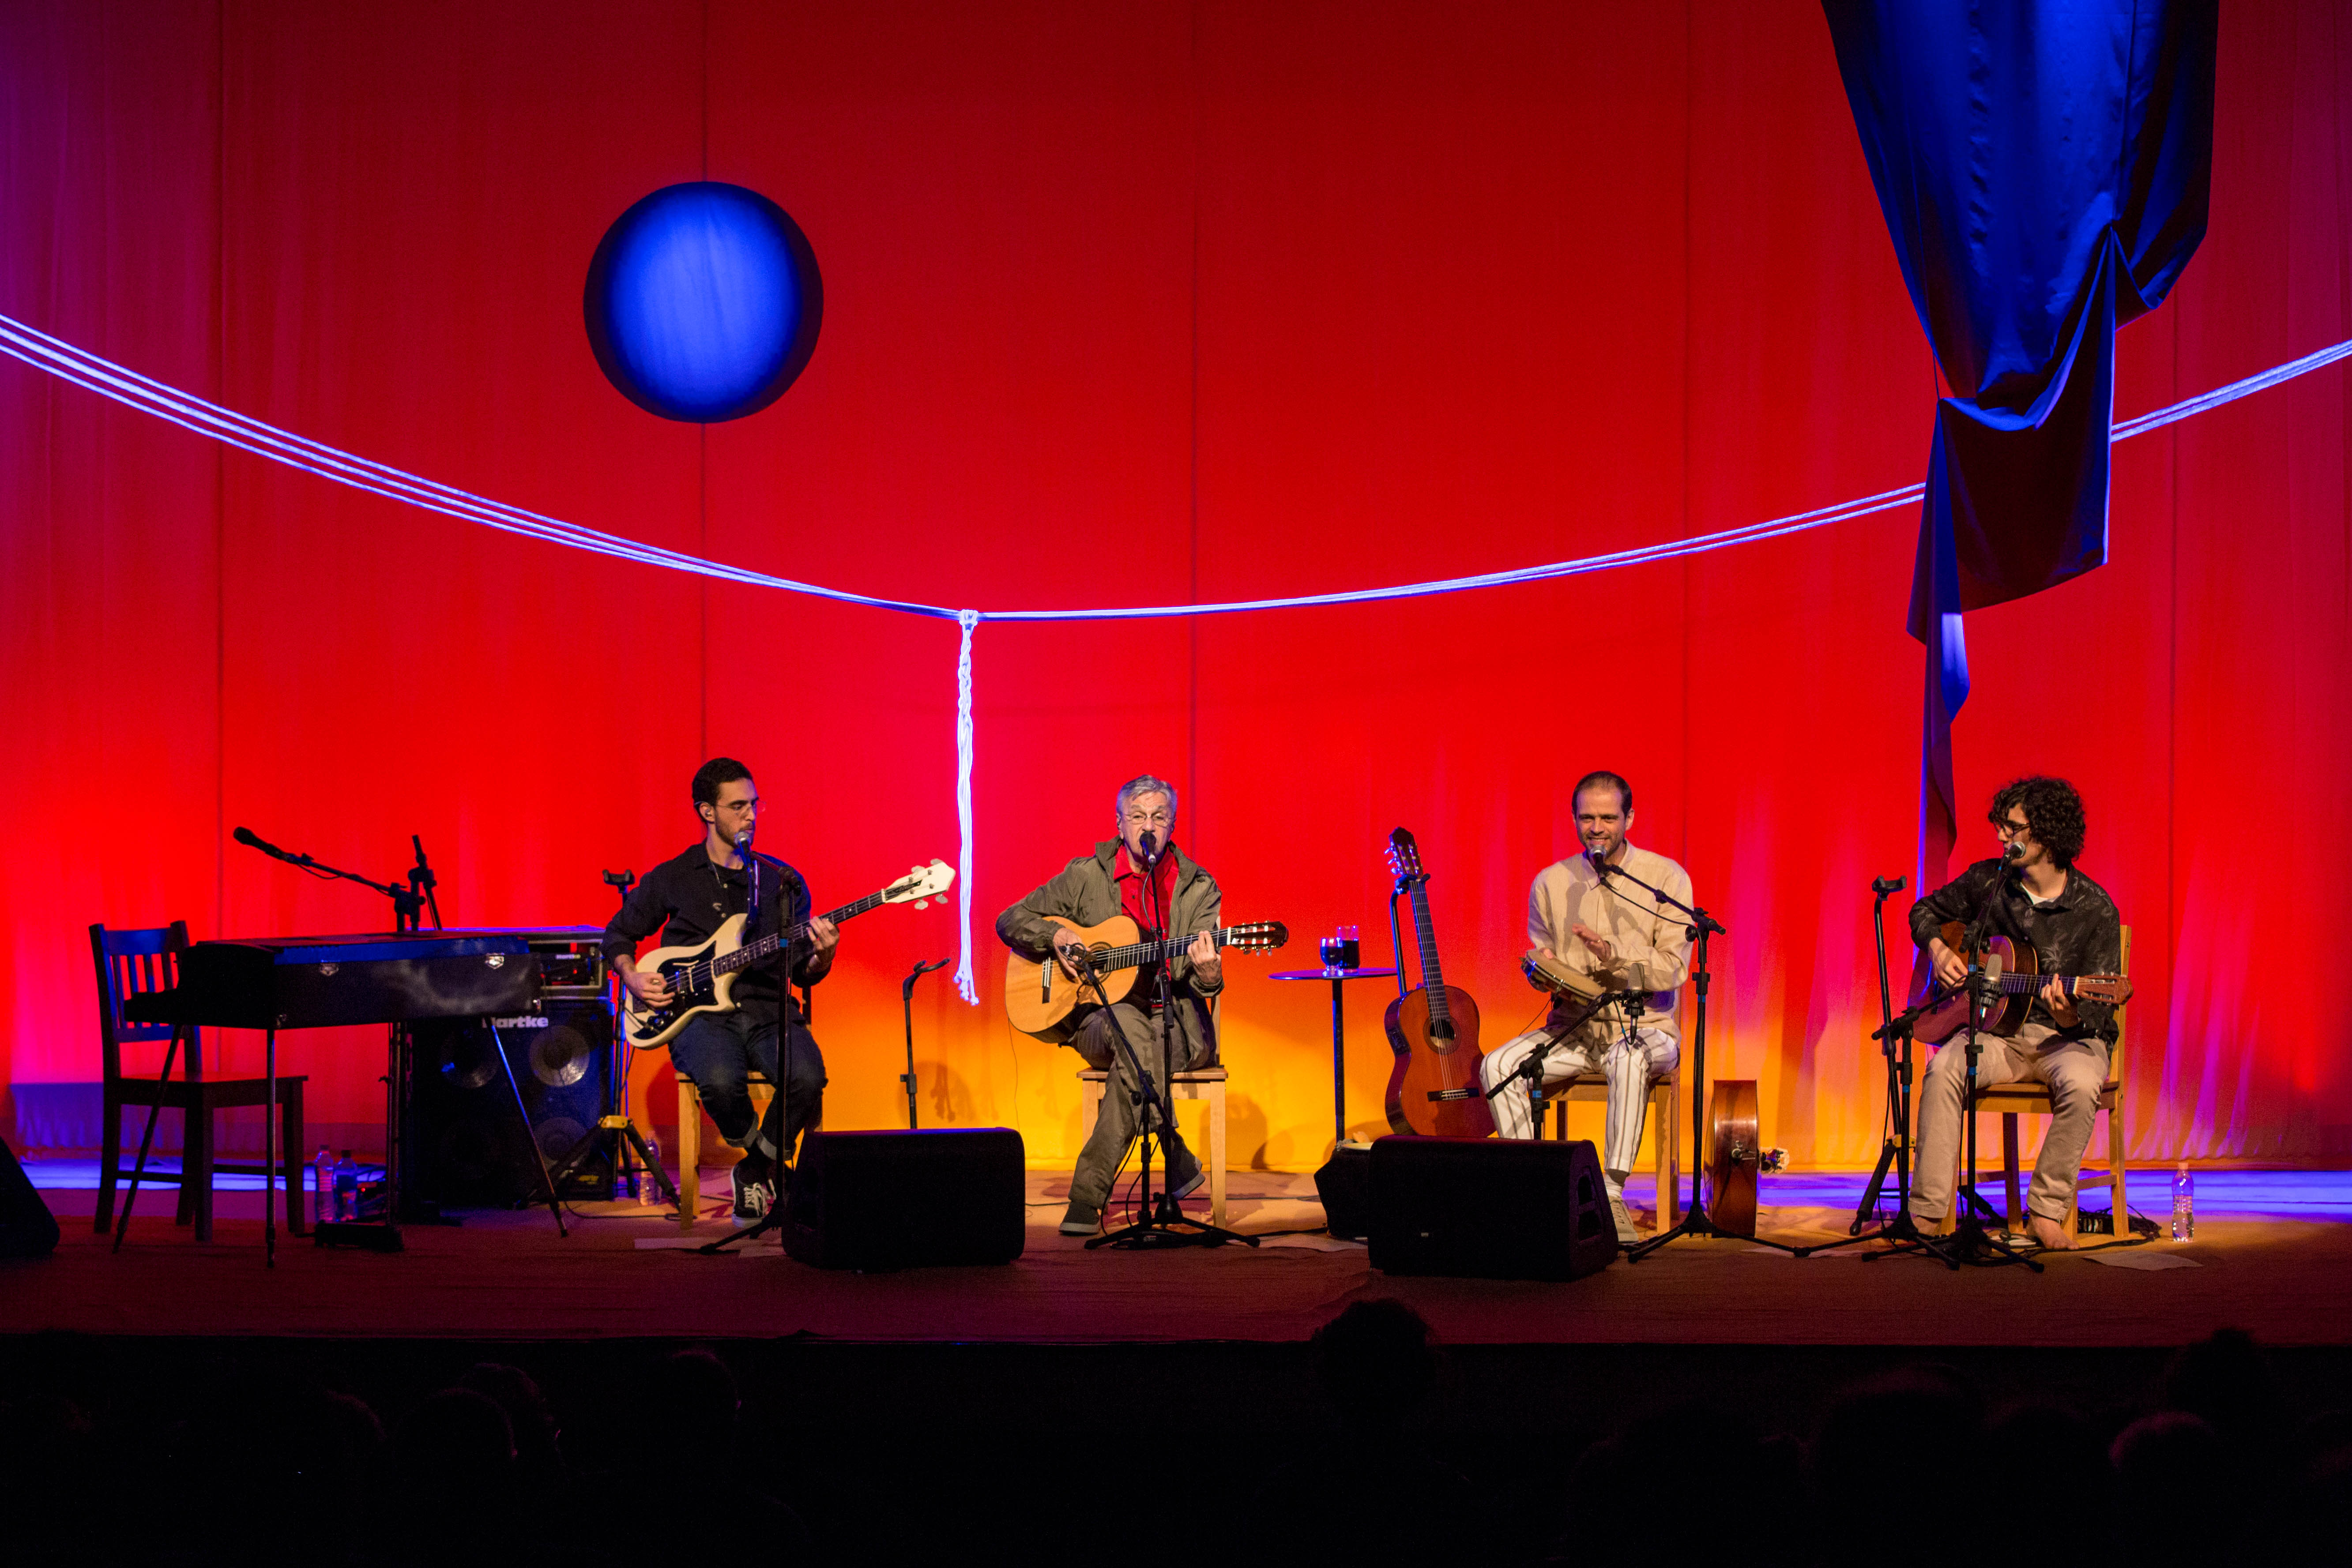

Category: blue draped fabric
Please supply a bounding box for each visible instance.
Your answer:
[1823,0,2215,883]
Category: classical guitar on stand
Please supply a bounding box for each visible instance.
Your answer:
[1381,827,1494,1138]
[1912,920,2131,1045]
[623,860,956,1049]
[1003,916,1290,1044]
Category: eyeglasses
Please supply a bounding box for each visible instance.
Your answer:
[1994,818,2031,839]
[1122,811,1172,828]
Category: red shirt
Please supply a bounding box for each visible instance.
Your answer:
[1114,844,1180,938]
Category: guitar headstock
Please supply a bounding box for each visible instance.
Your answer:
[883,859,957,911]
[1385,827,1427,887]
[1221,921,1289,953]
[2076,976,2132,1006]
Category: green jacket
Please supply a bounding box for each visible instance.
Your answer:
[996,840,1223,1058]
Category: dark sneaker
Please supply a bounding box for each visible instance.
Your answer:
[1059,1200,1103,1236]
[731,1164,775,1222]
[1168,1162,1206,1201]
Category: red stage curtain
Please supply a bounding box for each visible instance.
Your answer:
[3,0,2345,1167]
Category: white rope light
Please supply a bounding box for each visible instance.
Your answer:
[4,306,2344,998]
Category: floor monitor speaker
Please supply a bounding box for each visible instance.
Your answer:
[784,1128,1025,1269]
[0,1134,60,1257]
[408,996,615,1207]
[1314,1141,1373,1241]
[1368,1133,1615,1281]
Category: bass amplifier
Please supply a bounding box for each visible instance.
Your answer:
[1368,1134,1616,1281]
[406,991,616,1207]
[784,1128,1026,1269]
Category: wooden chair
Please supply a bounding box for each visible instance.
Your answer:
[90,921,307,1243]
[672,1070,776,1232]
[1543,1071,1681,1237]
[1078,1066,1228,1228]
[1975,925,2131,1235]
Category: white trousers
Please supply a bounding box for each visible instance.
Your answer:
[1479,1023,1679,1179]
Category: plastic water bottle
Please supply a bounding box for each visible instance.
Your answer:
[332,1150,358,1223]
[2170,1162,2194,1240]
[641,1132,662,1205]
[313,1145,335,1226]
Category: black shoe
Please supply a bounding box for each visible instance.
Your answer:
[1059,1200,1103,1236]
[1168,1162,1206,1201]
[731,1164,776,1222]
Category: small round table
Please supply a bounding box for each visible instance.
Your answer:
[1269,965,1400,1148]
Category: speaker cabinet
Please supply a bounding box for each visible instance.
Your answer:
[1314,1141,1373,1241]
[783,1128,1025,1269]
[1368,1134,1615,1281]
[408,996,615,1207]
[0,1134,59,1258]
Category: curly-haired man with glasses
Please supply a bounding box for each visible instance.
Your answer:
[1907,776,2130,1249]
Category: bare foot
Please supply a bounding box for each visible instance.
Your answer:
[2028,1214,2073,1251]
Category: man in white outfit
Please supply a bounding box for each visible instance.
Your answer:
[1478,771,1690,1244]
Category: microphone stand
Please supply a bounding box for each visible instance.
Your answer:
[1089,845,1254,1250]
[901,958,950,1128]
[1602,858,1797,1260]
[698,833,809,1255]
[1798,876,1956,1260]
[1931,863,2042,1270]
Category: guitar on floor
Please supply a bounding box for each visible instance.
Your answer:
[1382,827,1494,1137]
[1003,915,1290,1045]
[623,860,955,1049]
[1912,921,2130,1045]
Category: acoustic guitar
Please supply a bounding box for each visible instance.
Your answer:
[1002,915,1290,1045]
[1912,921,2130,1045]
[1381,828,1494,1138]
[622,860,955,1049]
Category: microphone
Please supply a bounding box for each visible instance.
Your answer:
[734,830,753,861]
[1137,830,1161,864]
[232,825,288,860]
[1587,844,1613,876]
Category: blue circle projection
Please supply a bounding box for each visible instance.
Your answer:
[584,182,823,422]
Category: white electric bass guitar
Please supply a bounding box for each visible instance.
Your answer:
[622,860,955,1049]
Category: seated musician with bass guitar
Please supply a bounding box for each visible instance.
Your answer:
[1909,776,2129,1251]
[603,758,838,1221]
[1477,771,1690,1244]
[997,775,1222,1237]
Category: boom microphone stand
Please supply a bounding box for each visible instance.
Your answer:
[544,870,681,1210]
[1608,860,1798,1260]
[1797,876,1956,1260]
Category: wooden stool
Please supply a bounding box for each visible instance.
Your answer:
[1077,1066,1227,1227]
[1545,1069,1681,1237]
[673,1070,774,1232]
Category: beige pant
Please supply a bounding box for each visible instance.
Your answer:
[1479,1022,1678,1182]
[1911,1020,2108,1224]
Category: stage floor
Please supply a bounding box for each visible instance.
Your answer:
[12,1166,2350,1349]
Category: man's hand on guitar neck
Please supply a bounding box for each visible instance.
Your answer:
[1187,930,1222,989]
